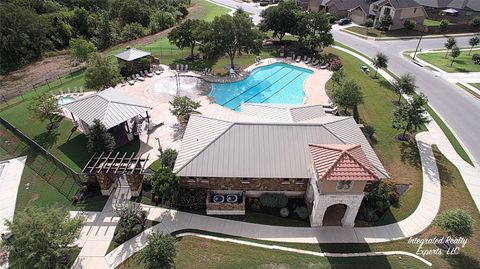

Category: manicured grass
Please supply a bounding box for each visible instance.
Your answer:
[424,19,456,26]
[417,51,480,73]
[469,83,480,90]
[344,25,474,39]
[324,47,423,226]
[456,83,480,99]
[423,104,473,165]
[122,235,428,269]
[189,0,231,22]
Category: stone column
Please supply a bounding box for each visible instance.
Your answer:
[97,173,116,196]
[126,174,144,197]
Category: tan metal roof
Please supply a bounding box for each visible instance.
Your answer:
[241,103,326,122]
[64,88,152,129]
[114,48,151,61]
[174,105,388,179]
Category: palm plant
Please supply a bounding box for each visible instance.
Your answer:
[450,46,461,67]
[468,36,479,55]
[372,52,388,78]
[115,202,147,242]
[444,37,457,58]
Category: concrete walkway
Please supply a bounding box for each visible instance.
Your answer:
[0,156,26,234]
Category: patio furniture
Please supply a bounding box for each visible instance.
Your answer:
[155,70,162,75]
[79,88,84,96]
[302,56,308,62]
[361,66,370,73]
[296,56,301,62]
[311,59,319,66]
[305,57,311,64]
[176,64,179,71]
[185,64,188,71]
[291,54,295,61]
[136,74,145,81]
[146,70,153,77]
[66,88,71,96]
[320,63,329,69]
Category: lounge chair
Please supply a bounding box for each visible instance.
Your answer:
[136,74,145,81]
[79,88,84,96]
[320,63,329,69]
[296,56,301,62]
[311,59,319,66]
[176,64,179,71]
[304,57,311,64]
[185,65,188,71]
[65,88,71,96]
[59,90,64,96]
[146,70,153,77]
[155,69,162,75]
[303,56,308,62]
[291,54,295,61]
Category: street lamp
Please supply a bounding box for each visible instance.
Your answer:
[155,137,163,154]
[412,26,426,61]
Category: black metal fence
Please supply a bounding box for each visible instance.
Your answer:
[0,117,85,200]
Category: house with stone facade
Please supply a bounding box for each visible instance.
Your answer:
[173,103,388,227]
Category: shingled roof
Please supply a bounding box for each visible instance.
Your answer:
[309,144,379,181]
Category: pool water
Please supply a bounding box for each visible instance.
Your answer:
[209,62,313,111]
[57,96,76,106]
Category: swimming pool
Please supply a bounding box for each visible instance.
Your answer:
[209,62,313,111]
[57,96,76,106]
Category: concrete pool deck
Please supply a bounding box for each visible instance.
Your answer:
[111,58,331,167]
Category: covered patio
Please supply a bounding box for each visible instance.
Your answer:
[63,87,153,147]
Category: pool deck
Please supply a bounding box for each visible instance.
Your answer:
[91,59,331,167]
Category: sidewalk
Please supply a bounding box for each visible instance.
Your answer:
[0,156,26,234]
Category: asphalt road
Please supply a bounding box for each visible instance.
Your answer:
[210,0,480,165]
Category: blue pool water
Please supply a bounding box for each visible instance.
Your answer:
[57,96,76,106]
[209,62,313,111]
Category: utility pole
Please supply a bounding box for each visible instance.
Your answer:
[412,27,426,61]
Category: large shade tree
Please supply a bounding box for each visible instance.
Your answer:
[392,93,430,140]
[4,206,84,269]
[168,19,206,59]
[209,10,264,69]
[84,54,121,91]
[169,96,201,124]
[305,10,334,50]
[331,79,364,122]
[259,0,301,42]
[86,119,116,154]
[70,38,96,62]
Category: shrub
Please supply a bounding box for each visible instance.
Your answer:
[435,209,474,238]
[470,16,480,28]
[169,96,201,124]
[328,58,343,71]
[357,181,399,222]
[294,206,309,220]
[159,148,178,170]
[280,207,289,217]
[115,203,147,243]
[362,125,376,140]
[259,193,288,208]
[472,54,480,65]
[404,20,415,30]
[121,22,145,41]
[439,20,449,32]
[175,188,206,210]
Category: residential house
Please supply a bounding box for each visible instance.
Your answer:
[414,0,480,24]
[173,103,388,227]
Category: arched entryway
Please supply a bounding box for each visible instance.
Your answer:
[322,204,347,226]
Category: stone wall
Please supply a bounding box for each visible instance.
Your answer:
[179,177,308,193]
[96,173,116,195]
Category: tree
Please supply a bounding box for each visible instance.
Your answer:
[159,148,178,170]
[259,0,301,42]
[392,73,417,102]
[121,22,145,41]
[364,19,374,34]
[209,10,264,69]
[372,52,389,78]
[444,37,457,58]
[468,36,479,55]
[84,54,121,91]
[168,19,204,59]
[378,15,393,30]
[70,38,96,62]
[86,119,115,154]
[450,46,461,67]
[138,233,177,269]
[471,17,480,28]
[404,20,415,31]
[331,69,345,86]
[169,95,201,123]
[392,93,430,140]
[152,167,179,203]
[149,11,176,33]
[4,206,84,268]
[115,202,147,242]
[439,19,449,32]
[435,209,474,238]
[94,12,113,49]
[29,94,62,128]
[305,11,334,50]
[331,79,364,121]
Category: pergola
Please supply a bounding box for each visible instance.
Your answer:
[82,152,150,196]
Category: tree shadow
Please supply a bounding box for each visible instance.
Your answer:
[433,149,454,186]
[33,130,60,150]
[399,139,421,168]
[57,134,90,170]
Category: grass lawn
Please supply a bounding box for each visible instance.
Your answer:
[417,51,480,73]
[469,83,480,90]
[344,25,474,38]
[456,83,480,99]
[324,47,423,226]
[121,235,428,269]
[106,219,160,254]
[189,0,231,22]
[424,19,456,26]
[244,213,309,227]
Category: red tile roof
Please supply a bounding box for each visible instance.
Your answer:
[309,144,379,181]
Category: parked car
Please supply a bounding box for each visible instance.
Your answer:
[338,18,352,25]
